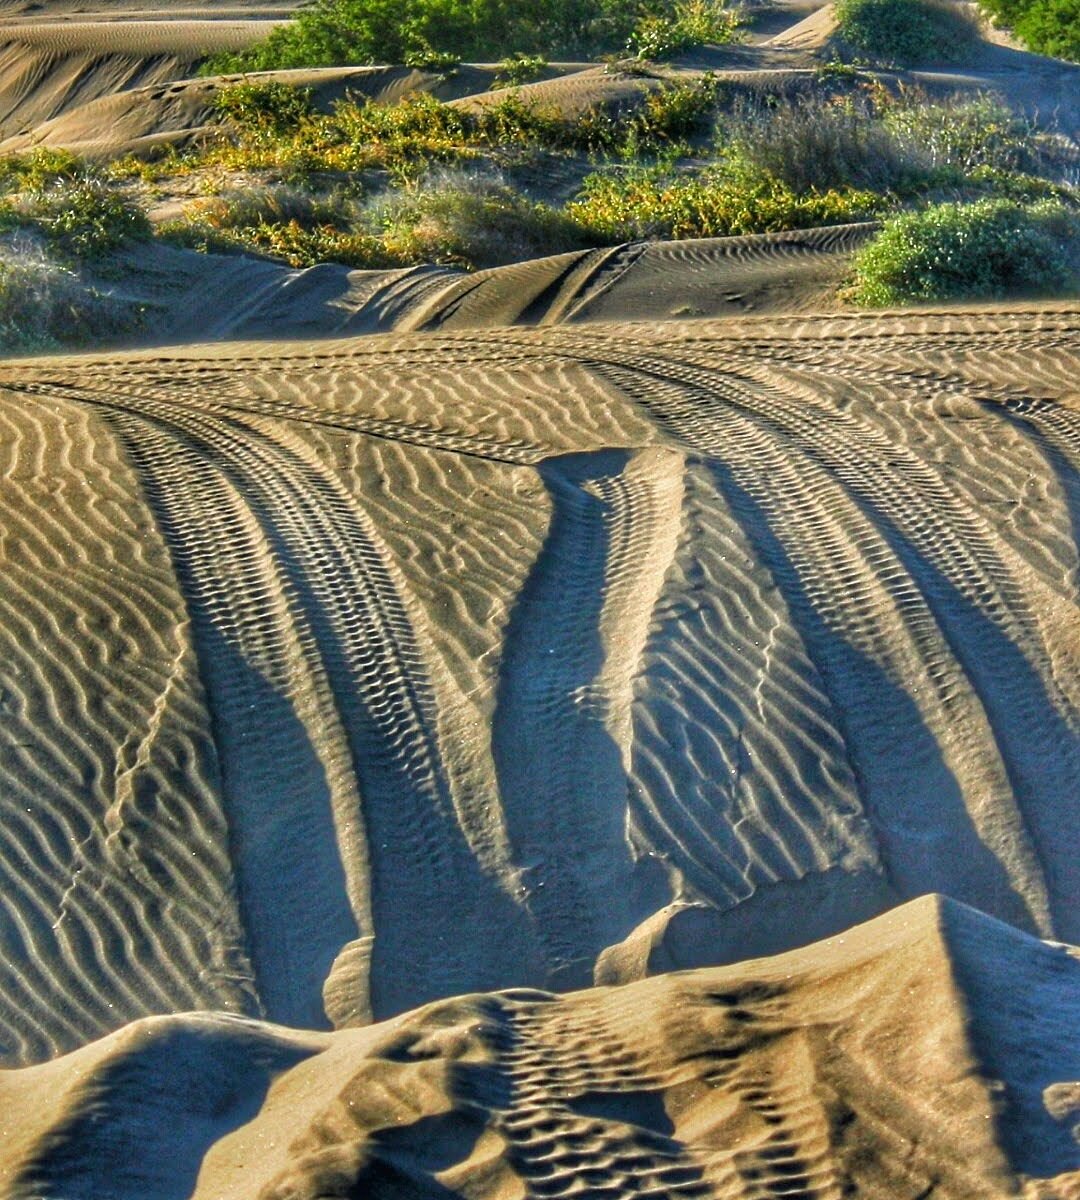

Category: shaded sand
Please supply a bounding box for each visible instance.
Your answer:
[0,897,1076,1197]
[86,225,876,346]
[0,306,1077,1063]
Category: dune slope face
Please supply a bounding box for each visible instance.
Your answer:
[0,307,1077,1063]
[1,897,1078,1199]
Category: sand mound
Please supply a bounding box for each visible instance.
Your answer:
[0,306,1076,1062]
[0,65,446,158]
[0,14,284,139]
[109,225,874,343]
[0,897,1075,1197]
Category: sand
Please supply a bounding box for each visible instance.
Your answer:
[0,1,1077,1194]
[0,896,1075,1197]
[0,307,1077,1051]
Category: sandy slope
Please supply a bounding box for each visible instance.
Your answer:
[0,897,1075,1197]
[92,226,875,345]
[0,9,288,139]
[0,306,1077,1064]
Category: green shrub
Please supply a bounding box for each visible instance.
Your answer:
[0,148,83,192]
[201,0,650,72]
[568,162,882,240]
[0,180,150,259]
[977,0,1080,60]
[212,81,315,138]
[493,54,548,87]
[849,197,1080,304]
[630,0,741,58]
[834,0,980,62]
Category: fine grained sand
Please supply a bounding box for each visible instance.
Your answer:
[0,309,1077,1060]
[0,897,1077,1198]
[0,4,1078,1195]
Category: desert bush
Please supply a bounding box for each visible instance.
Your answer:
[718,94,922,194]
[493,54,548,88]
[849,197,1080,304]
[183,184,355,231]
[977,0,1079,60]
[630,0,741,58]
[204,77,722,180]
[212,81,315,138]
[568,162,882,239]
[0,241,145,353]
[834,0,980,63]
[201,0,652,72]
[0,180,150,259]
[200,0,746,71]
[882,94,1041,173]
[369,170,591,267]
[0,148,83,192]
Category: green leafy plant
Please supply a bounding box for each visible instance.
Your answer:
[630,0,741,58]
[212,81,315,139]
[0,180,150,259]
[834,0,980,63]
[568,161,882,240]
[977,0,1080,60]
[492,54,548,88]
[849,197,1080,304]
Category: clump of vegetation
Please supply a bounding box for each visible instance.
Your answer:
[629,0,742,59]
[201,0,739,72]
[200,77,721,180]
[568,162,882,240]
[881,94,1042,174]
[717,93,922,195]
[493,54,548,88]
[0,242,146,354]
[371,170,591,266]
[0,178,150,259]
[834,0,980,63]
[977,0,1079,60]
[0,148,83,192]
[849,197,1080,304]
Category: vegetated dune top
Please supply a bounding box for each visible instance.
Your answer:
[0,895,1077,1198]
[4,0,1080,153]
[0,305,1077,1071]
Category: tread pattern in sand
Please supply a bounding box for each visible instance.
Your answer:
[0,308,1077,1061]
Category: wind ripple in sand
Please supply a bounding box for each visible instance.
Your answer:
[0,307,1076,1061]
[5,897,1079,1199]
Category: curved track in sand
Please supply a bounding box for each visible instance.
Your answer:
[0,306,1077,1064]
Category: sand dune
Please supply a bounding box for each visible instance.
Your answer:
[0,897,1074,1197]
[0,306,1076,1066]
[0,12,285,139]
[96,225,875,347]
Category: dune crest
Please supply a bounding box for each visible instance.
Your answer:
[0,898,1075,1198]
